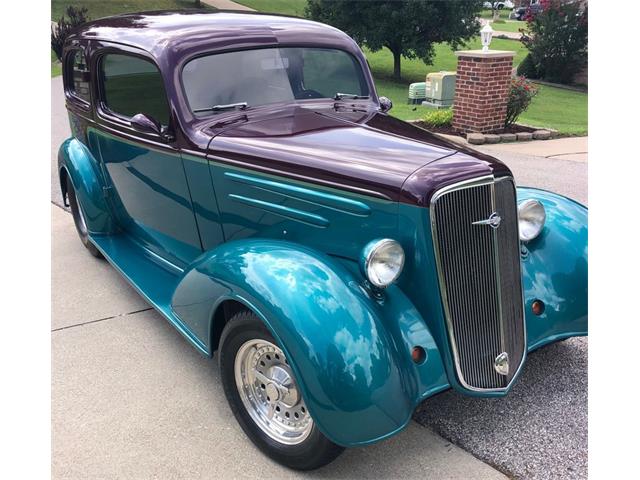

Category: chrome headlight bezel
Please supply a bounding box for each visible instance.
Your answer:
[518,199,546,242]
[360,239,405,288]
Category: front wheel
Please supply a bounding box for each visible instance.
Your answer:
[219,311,344,470]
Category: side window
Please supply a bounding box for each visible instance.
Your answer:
[100,54,170,126]
[68,49,91,103]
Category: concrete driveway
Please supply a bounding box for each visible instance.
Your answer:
[51,77,587,478]
[52,205,506,479]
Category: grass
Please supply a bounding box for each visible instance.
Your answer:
[51,49,62,77]
[51,0,212,20]
[491,20,526,33]
[235,0,306,16]
[480,8,512,20]
[366,37,527,84]
[518,85,588,135]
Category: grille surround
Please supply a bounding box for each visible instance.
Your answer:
[430,175,526,392]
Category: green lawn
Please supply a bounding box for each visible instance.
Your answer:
[518,85,588,135]
[51,0,211,20]
[366,38,527,84]
[491,20,526,33]
[235,0,306,16]
[480,8,512,20]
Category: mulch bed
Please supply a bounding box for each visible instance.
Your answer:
[413,121,538,138]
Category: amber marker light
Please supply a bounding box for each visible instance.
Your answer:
[532,300,545,316]
[411,346,426,364]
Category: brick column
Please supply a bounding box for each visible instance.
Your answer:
[452,50,516,133]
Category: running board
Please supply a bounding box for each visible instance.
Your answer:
[89,233,210,356]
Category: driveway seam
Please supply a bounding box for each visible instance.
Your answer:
[52,307,153,332]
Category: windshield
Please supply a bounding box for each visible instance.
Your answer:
[182,47,370,115]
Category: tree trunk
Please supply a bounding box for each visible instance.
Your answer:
[392,49,402,81]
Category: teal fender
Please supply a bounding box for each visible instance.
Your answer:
[171,239,448,447]
[58,137,117,234]
[517,187,588,350]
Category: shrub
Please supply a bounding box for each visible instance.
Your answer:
[516,53,541,79]
[51,6,90,61]
[423,108,453,128]
[521,0,587,84]
[505,76,538,128]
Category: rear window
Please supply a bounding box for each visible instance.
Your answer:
[100,54,170,125]
[67,49,90,103]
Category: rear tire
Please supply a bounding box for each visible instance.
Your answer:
[66,176,102,258]
[219,310,344,470]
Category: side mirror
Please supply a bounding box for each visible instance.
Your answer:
[131,113,162,135]
[379,96,393,113]
[130,113,174,143]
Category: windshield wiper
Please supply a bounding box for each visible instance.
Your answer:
[194,102,248,113]
[333,93,370,100]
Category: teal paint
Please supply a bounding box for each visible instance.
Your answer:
[59,130,588,443]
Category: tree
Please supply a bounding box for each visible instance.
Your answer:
[51,6,90,61]
[306,0,483,81]
[520,0,588,84]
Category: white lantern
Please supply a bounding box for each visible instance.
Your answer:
[481,24,494,52]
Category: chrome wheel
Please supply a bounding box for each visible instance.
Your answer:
[234,339,313,445]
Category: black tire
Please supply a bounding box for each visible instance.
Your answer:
[219,311,344,470]
[66,175,102,258]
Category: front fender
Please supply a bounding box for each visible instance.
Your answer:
[58,137,116,234]
[171,239,448,446]
[517,187,588,350]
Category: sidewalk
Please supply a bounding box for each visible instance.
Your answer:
[439,134,588,162]
[201,0,254,11]
[51,204,508,479]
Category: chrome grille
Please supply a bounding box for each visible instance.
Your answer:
[430,176,525,391]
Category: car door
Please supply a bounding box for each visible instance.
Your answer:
[93,50,202,268]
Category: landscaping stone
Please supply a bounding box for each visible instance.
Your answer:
[467,133,485,145]
[500,133,517,142]
[533,130,551,140]
[516,132,533,142]
[484,134,501,144]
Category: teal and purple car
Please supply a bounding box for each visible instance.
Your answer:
[58,11,587,470]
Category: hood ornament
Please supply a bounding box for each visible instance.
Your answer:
[494,352,509,376]
[473,212,502,229]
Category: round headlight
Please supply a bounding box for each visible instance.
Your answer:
[361,239,405,288]
[518,199,546,242]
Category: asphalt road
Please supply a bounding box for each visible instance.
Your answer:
[51,76,587,479]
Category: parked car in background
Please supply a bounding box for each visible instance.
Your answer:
[512,0,543,19]
[58,10,588,471]
[485,1,515,9]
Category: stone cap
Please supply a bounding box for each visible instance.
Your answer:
[455,50,517,58]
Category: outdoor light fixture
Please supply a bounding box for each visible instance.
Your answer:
[480,24,494,52]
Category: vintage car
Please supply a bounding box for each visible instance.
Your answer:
[58,11,588,470]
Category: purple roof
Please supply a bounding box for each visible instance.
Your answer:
[70,11,361,66]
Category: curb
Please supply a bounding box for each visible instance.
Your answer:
[466,129,554,145]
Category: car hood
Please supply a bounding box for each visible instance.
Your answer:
[206,105,510,204]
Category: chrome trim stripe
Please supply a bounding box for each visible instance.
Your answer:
[430,176,527,393]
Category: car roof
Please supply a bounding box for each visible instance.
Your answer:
[70,10,360,66]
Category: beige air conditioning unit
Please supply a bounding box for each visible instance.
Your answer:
[422,71,456,108]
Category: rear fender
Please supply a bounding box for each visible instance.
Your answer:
[171,239,448,446]
[58,137,116,234]
[517,187,588,350]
